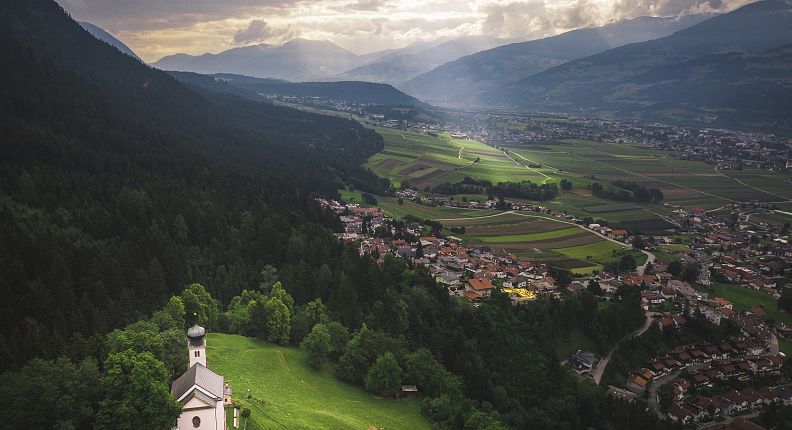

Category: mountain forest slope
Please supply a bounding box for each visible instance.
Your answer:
[498,0,792,130]
[0,0,388,367]
[78,21,140,60]
[171,72,426,106]
[401,14,713,106]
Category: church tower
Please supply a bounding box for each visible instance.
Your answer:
[187,324,207,368]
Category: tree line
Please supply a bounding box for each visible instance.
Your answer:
[431,177,559,201]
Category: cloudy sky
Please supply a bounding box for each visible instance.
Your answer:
[57,0,756,63]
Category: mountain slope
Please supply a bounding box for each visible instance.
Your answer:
[152,39,362,81]
[401,14,714,106]
[0,0,387,367]
[497,0,792,129]
[79,21,140,60]
[619,44,792,129]
[337,36,510,85]
[171,72,426,106]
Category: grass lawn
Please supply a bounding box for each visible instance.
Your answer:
[713,283,792,325]
[556,329,599,357]
[207,333,430,430]
[553,240,624,261]
[378,196,499,220]
[780,340,792,357]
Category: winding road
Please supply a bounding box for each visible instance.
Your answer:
[591,311,658,385]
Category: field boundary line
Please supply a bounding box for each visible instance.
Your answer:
[570,149,738,203]
[714,166,792,202]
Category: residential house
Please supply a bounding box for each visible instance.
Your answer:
[465,278,495,298]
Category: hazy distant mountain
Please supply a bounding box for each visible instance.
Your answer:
[78,21,140,60]
[401,14,714,106]
[496,0,792,129]
[152,38,362,81]
[170,72,427,106]
[337,36,511,85]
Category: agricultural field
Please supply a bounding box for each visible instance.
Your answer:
[440,212,641,274]
[377,196,500,220]
[502,139,792,209]
[357,131,660,273]
[365,129,688,232]
[364,128,553,189]
[207,333,430,430]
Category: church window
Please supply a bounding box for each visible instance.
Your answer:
[192,416,201,428]
[194,350,200,357]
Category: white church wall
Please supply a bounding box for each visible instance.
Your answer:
[176,407,220,430]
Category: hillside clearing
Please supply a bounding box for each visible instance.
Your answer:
[206,333,430,430]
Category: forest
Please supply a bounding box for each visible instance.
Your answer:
[0,0,385,368]
[432,177,560,201]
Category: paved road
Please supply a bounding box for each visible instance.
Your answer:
[591,311,658,385]
[637,249,656,275]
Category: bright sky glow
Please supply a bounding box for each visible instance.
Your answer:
[57,0,755,62]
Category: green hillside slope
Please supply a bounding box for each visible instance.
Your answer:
[207,333,430,430]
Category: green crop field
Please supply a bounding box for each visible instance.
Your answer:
[433,211,631,274]
[365,128,555,188]
[207,333,430,430]
[503,139,792,209]
[378,196,499,220]
[363,128,695,231]
[553,240,625,260]
[475,226,583,243]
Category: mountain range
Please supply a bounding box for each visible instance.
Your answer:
[336,36,513,85]
[170,72,425,106]
[494,0,792,129]
[152,39,366,81]
[400,14,714,106]
[153,38,364,82]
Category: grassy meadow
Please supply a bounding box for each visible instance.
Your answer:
[713,283,792,325]
[207,333,430,430]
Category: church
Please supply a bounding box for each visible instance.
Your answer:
[171,324,232,430]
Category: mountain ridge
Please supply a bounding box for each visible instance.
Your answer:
[78,21,141,60]
[170,71,427,106]
[400,14,716,106]
[153,38,361,81]
[491,0,792,130]
[336,36,512,85]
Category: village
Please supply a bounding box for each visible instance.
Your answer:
[318,185,792,429]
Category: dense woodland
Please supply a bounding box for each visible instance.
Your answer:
[432,177,560,201]
[590,181,664,203]
[0,0,385,368]
[0,1,707,429]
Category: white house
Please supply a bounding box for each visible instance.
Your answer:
[171,324,228,430]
